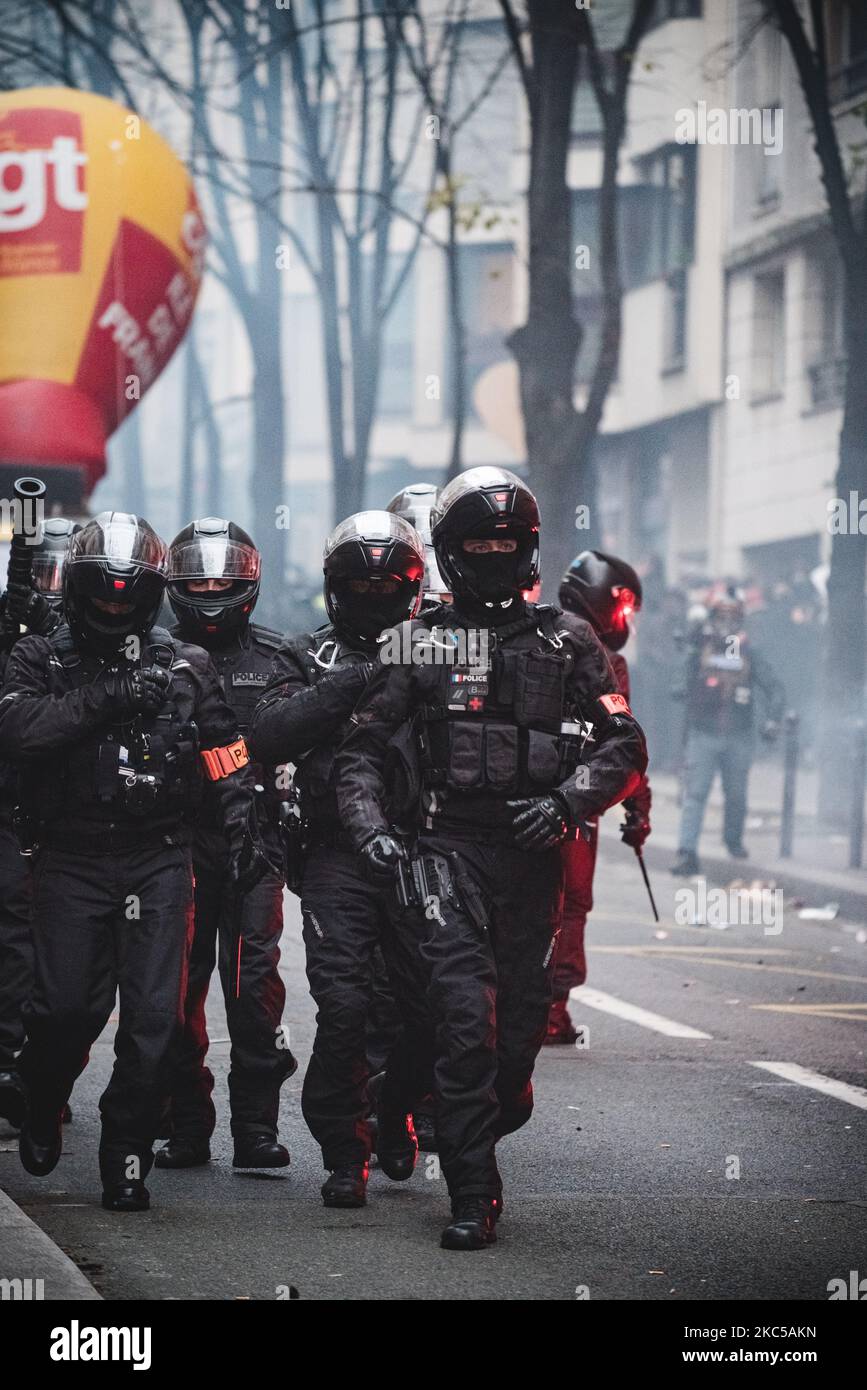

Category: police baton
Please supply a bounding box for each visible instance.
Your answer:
[634,846,659,923]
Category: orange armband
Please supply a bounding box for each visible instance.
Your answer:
[598,692,631,717]
[201,737,250,781]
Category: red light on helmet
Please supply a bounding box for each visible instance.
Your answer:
[113,580,126,590]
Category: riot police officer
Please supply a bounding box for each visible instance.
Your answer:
[249,511,426,1209]
[0,513,253,1212]
[333,467,647,1250]
[0,518,79,1123]
[546,549,653,1042]
[156,517,296,1172]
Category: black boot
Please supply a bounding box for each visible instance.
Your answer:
[19,1109,63,1177]
[726,841,749,859]
[413,1103,438,1154]
[233,1134,290,1169]
[102,1180,150,1212]
[154,1137,211,1169]
[671,849,700,877]
[321,1164,368,1209]
[0,1070,26,1129]
[375,1110,417,1182]
[441,1195,498,1251]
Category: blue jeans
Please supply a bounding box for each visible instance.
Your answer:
[679,729,754,854]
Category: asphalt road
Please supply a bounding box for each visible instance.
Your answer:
[2,844,865,1301]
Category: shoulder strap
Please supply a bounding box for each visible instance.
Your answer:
[250,624,285,652]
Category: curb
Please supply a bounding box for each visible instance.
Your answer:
[0,1181,102,1301]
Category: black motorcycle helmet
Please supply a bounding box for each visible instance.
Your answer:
[431,466,540,610]
[386,481,450,601]
[167,517,261,643]
[323,510,425,645]
[30,517,81,612]
[559,549,642,651]
[63,512,168,655]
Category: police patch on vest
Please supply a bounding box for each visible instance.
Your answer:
[448,669,489,713]
[232,672,269,687]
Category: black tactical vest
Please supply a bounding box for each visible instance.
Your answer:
[416,607,587,799]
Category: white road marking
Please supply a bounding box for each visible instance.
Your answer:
[749,1062,867,1110]
[569,985,712,1039]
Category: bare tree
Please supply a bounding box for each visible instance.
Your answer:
[499,0,654,592]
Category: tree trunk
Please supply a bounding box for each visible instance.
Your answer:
[507,0,585,595]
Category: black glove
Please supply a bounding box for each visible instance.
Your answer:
[229,832,272,895]
[2,583,54,635]
[621,808,651,850]
[507,794,571,851]
[97,665,173,717]
[359,832,406,881]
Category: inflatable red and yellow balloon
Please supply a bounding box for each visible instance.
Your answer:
[0,87,206,496]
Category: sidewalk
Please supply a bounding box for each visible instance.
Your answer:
[599,755,867,921]
[0,1175,101,1301]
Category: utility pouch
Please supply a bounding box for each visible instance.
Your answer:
[513,650,566,732]
[526,728,562,786]
[484,723,520,788]
[96,742,121,803]
[448,852,489,934]
[446,721,485,789]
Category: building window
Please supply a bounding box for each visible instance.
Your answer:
[751,269,786,401]
[753,23,783,210]
[647,0,702,30]
[663,269,688,371]
[634,145,697,283]
[807,249,846,409]
[841,0,867,98]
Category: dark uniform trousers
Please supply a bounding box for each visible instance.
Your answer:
[300,843,418,1171]
[0,822,33,1066]
[551,826,598,1001]
[18,839,194,1182]
[168,827,288,1141]
[383,833,564,1200]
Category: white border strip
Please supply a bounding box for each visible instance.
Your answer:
[749,1062,867,1110]
[570,986,712,1039]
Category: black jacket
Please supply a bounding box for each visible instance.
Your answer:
[249,624,372,831]
[0,624,252,848]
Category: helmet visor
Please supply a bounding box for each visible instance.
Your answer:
[169,538,261,582]
[31,552,66,594]
[69,516,167,574]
